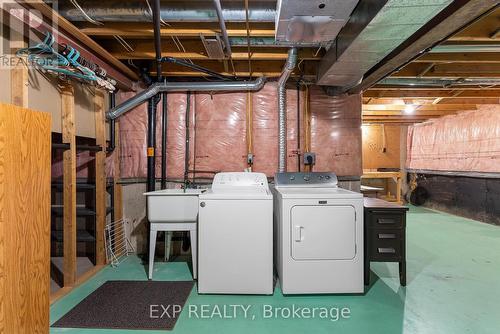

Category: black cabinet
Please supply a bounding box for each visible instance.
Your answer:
[364,197,408,286]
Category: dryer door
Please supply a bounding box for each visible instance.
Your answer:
[291,205,356,260]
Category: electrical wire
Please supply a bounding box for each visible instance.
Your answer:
[144,0,169,26]
[113,35,134,53]
[70,0,103,26]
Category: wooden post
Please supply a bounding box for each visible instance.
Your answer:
[10,36,29,107]
[61,84,77,286]
[94,91,106,265]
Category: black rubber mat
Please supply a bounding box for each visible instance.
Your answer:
[52,280,194,330]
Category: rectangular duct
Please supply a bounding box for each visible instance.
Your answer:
[200,34,226,59]
[275,0,360,45]
[317,0,454,88]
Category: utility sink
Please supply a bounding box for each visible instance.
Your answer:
[144,188,206,223]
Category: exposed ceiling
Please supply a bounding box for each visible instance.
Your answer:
[50,0,499,124]
[364,6,500,124]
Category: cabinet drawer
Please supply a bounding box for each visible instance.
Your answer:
[369,238,402,261]
[369,213,404,228]
[369,228,402,243]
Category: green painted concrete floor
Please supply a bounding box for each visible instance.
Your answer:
[51,206,500,334]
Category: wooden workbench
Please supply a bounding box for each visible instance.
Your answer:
[361,171,403,204]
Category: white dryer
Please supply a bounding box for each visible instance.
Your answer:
[198,172,273,294]
[273,172,364,294]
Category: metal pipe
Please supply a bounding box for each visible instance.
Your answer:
[161,92,168,190]
[106,77,266,120]
[296,81,301,172]
[146,95,159,265]
[213,0,232,58]
[108,91,116,152]
[152,0,162,80]
[277,48,298,173]
[161,56,234,81]
[184,92,191,189]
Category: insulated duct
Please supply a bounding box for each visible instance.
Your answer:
[106,77,266,120]
[277,48,298,173]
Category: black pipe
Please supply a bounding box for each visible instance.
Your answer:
[184,92,191,187]
[152,0,162,81]
[161,56,235,81]
[108,92,116,153]
[161,92,168,189]
[147,96,159,192]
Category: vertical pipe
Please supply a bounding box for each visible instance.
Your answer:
[278,85,287,173]
[147,97,158,192]
[161,92,167,189]
[184,92,191,188]
[152,0,162,81]
[296,81,301,172]
[277,48,298,173]
[109,92,116,224]
[108,92,116,152]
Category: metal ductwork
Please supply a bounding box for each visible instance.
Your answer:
[277,48,298,173]
[57,1,276,22]
[317,0,455,89]
[275,0,360,45]
[106,77,267,120]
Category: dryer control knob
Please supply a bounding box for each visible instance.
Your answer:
[200,202,206,207]
[303,176,310,181]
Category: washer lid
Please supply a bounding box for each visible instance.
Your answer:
[211,172,269,194]
[201,172,271,199]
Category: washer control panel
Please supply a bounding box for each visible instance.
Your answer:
[274,172,338,188]
[212,172,269,193]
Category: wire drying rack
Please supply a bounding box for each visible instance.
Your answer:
[104,219,134,267]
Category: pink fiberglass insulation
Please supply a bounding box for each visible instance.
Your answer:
[406,105,500,173]
[119,91,191,179]
[309,86,362,176]
[52,148,115,179]
[155,92,190,179]
[119,90,148,178]
[252,81,300,176]
[119,83,362,179]
[193,92,247,178]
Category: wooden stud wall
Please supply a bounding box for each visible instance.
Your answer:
[61,84,77,286]
[0,103,51,334]
[94,91,106,265]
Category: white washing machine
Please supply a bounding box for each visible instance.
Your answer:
[198,172,273,294]
[273,172,364,294]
